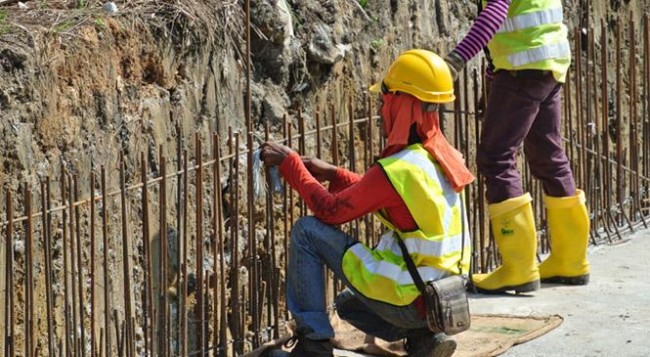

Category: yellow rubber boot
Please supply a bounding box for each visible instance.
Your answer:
[473,193,540,294]
[539,189,590,285]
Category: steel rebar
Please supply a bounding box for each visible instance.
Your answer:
[5,190,15,357]
[101,167,111,357]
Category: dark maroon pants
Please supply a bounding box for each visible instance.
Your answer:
[478,71,576,204]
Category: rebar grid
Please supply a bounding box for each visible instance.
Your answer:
[1,14,650,357]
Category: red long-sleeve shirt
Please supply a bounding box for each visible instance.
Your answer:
[279,152,429,316]
[278,152,417,231]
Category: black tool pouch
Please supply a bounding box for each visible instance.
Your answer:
[396,234,471,336]
[422,275,470,335]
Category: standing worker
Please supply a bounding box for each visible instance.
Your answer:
[444,0,590,294]
[262,49,474,357]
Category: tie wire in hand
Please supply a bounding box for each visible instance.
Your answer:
[252,148,283,200]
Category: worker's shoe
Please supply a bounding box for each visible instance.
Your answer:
[289,336,333,357]
[265,335,334,357]
[405,329,457,357]
[472,193,540,294]
[539,190,590,285]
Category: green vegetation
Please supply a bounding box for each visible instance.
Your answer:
[55,20,73,33]
[358,0,368,8]
[0,10,10,35]
[370,38,386,51]
[94,17,105,31]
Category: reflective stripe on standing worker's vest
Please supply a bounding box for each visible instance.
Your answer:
[483,0,571,82]
[340,144,471,306]
[496,7,564,33]
[508,41,570,67]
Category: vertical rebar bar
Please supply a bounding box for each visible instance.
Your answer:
[159,147,168,357]
[641,13,650,181]
[280,116,289,323]
[232,131,242,356]
[472,67,485,269]
[101,167,111,357]
[600,20,616,236]
[89,171,97,357]
[347,100,358,242]
[577,27,588,191]
[140,152,154,357]
[316,110,322,159]
[118,152,135,357]
[244,0,251,133]
[463,69,474,253]
[615,18,624,223]
[462,66,470,163]
[629,14,643,226]
[41,179,55,356]
[213,133,228,357]
[585,24,596,238]
[585,24,594,217]
[68,174,80,357]
[331,105,339,166]
[589,24,610,242]
[5,190,15,357]
[614,19,634,232]
[298,110,307,218]
[24,185,33,357]
[61,172,72,357]
[195,134,206,355]
[478,62,488,270]
[363,97,371,246]
[181,148,188,357]
[263,123,279,342]
[298,109,306,156]
[288,116,295,220]
[566,69,576,177]
[366,95,377,245]
[246,130,260,349]
[175,125,184,354]
[347,101,355,174]
[364,98,370,170]
[73,176,86,357]
[212,137,221,351]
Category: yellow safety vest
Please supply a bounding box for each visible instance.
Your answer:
[341,144,471,306]
[483,0,571,82]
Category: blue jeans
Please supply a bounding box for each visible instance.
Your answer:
[287,216,427,341]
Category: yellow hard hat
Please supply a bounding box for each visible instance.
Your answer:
[369,49,455,104]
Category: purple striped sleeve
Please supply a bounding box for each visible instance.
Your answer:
[454,0,510,62]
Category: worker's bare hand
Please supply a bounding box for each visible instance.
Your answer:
[261,141,293,166]
[302,156,337,182]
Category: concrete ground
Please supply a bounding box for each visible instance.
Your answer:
[469,227,650,357]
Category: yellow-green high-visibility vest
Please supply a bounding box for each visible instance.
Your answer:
[341,144,471,306]
[483,0,571,82]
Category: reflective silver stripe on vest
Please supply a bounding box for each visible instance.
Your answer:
[348,244,448,284]
[375,231,465,258]
[496,7,564,33]
[508,41,570,66]
[387,148,465,253]
[389,149,458,206]
[395,150,457,232]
